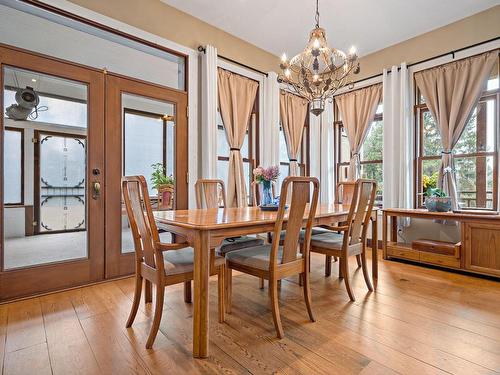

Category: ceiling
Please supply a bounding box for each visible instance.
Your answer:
[161,0,500,57]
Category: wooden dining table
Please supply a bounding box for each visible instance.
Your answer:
[154,203,378,358]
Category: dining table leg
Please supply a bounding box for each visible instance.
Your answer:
[193,229,210,358]
[371,213,378,286]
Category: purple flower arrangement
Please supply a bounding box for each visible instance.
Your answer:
[253,165,280,183]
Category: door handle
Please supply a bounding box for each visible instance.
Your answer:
[92,181,101,200]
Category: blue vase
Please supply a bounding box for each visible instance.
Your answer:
[261,180,273,206]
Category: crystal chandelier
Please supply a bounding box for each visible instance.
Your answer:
[278,0,360,116]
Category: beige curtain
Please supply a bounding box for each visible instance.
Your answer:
[217,68,258,207]
[279,90,309,176]
[414,51,498,210]
[335,84,382,179]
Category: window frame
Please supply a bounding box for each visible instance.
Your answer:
[122,107,173,182]
[3,127,24,206]
[414,83,499,211]
[334,107,383,206]
[216,85,260,206]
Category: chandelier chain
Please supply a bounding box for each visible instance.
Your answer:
[315,0,320,27]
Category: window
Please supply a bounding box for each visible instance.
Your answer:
[278,122,309,189]
[335,103,383,205]
[123,109,175,195]
[415,59,499,210]
[216,101,258,205]
[3,128,23,205]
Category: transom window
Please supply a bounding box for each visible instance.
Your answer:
[414,59,499,210]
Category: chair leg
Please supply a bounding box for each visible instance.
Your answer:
[325,255,332,277]
[144,280,153,303]
[360,250,374,292]
[146,284,165,349]
[342,256,355,301]
[259,278,265,289]
[338,258,344,278]
[226,267,232,314]
[126,274,142,328]
[356,254,362,268]
[303,270,315,322]
[183,281,192,303]
[270,278,284,339]
[218,266,225,323]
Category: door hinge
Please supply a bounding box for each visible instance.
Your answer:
[32,137,38,143]
[186,106,189,118]
[32,221,38,226]
[186,172,189,184]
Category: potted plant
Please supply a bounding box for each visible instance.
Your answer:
[151,163,175,209]
[424,187,452,212]
[253,165,280,206]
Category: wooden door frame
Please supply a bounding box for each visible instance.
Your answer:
[34,130,87,235]
[0,44,105,301]
[105,73,188,278]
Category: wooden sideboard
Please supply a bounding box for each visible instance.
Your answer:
[382,208,500,278]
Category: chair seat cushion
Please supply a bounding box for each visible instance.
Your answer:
[163,247,225,275]
[310,232,344,250]
[279,227,331,242]
[225,245,302,270]
[218,236,265,255]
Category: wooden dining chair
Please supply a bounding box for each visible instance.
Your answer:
[122,176,226,349]
[324,181,361,276]
[194,179,265,290]
[225,176,320,338]
[310,179,376,301]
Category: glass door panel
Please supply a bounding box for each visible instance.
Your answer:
[121,95,176,254]
[105,74,187,278]
[0,46,104,300]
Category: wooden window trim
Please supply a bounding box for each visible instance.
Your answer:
[414,84,499,210]
[3,127,24,206]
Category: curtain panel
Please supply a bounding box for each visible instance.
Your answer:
[200,45,218,179]
[335,84,382,180]
[382,63,413,211]
[217,67,258,207]
[414,50,498,210]
[263,72,281,167]
[279,90,309,176]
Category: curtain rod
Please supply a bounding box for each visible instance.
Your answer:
[198,46,268,77]
[349,35,500,87]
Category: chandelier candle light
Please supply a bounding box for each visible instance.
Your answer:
[278,0,360,116]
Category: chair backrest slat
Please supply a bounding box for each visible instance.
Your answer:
[270,177,320,267]
[345,180,377,245]
[122,176,161,269]
[195,179,226,209]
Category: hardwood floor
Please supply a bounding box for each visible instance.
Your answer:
[1,252,499,375]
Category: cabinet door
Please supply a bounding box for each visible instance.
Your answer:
[464,222,500,276]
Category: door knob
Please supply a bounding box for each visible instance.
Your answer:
[92,181,101,199]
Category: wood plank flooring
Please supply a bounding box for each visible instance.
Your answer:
[1,252,499,375]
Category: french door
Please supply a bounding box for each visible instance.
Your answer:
[0,45,188,300]
[0,46,105,300]
[104,74,188,278]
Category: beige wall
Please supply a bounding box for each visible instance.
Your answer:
[357,5,500,79]
[66,1,499,79]
[66,0,280,73]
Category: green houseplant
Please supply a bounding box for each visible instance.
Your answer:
[150,163,174,191]
[424,187,452,212]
